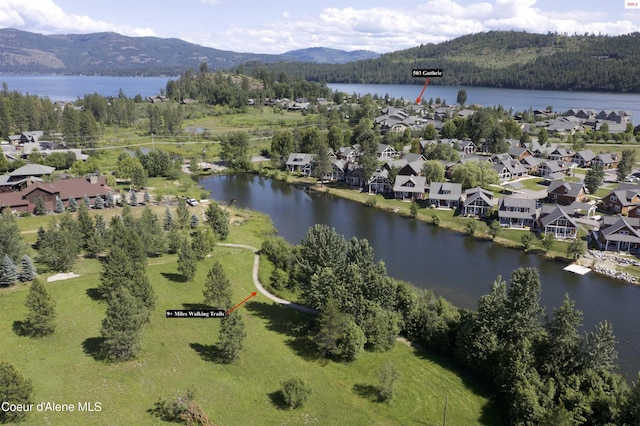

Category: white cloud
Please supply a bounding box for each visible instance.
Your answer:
[0,0,155,37]
[282,11,290,18]
[200,0,221,5]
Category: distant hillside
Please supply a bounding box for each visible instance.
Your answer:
[0,29,375,75]
[241,31,640,93]
[284,47,379,64]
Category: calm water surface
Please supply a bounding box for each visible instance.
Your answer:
[201,174,640,380]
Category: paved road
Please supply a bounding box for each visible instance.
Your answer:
[217,243,318,314]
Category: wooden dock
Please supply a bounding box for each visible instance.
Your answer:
[563,264,591,275]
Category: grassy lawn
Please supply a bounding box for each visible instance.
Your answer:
[0,208,499,425]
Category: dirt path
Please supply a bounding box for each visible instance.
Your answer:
[217,243,318,314]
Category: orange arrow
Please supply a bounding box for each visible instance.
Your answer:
[416,78,431,104]
[226,292,257,314]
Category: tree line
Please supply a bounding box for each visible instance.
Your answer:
[261,224,640,425]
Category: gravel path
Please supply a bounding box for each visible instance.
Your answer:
[217,243,318,314]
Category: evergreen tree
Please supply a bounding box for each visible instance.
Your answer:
[77,202,94,246]
[0,362,34,424]
[217,311,246,363]
[0,211,24,262]
[163,206,174,231]
[86,214,108,257]
[617,149,636,182]
[175,198,190,229]
[137,207,167,256]
[37,213,83,272]
[19,254,36,282]
[54,196,64,213]
[203,261,233,310]
[23,278,56,337]
[143,190,151,204]
[68,196,78,212]
[204,201,229,240]
[100,287,145,361]
[190,214,200,229]
[281,377,312,409]
[94,195,104,209]
[34,195,46,215]
[129,189,138,206]
[82,195,91,207]
[104,192,114,208]
[177,238,197,281]
[191,227,215,260]
[0,254,18,287]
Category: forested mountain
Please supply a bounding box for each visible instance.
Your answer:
[0,29,376,75]
[240,31,640,92]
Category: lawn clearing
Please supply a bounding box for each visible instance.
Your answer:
[0,210,500,425]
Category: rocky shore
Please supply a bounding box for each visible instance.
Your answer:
[578,250,640,285]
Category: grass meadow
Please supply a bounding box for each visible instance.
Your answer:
[0,207,500,425]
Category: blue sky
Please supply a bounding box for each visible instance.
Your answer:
[0,0,638,54]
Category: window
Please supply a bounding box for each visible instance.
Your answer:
[611,195,618,202]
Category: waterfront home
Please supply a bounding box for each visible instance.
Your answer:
[393,175,427,201]
[462,187,494,217]
[335,146,359,162]
[345,164,365,187]
[285,153,315,176]
[539,205,578,240]
[546,180,587,205]
[367,169,393,194]
[599,187,640,215]
[498,197,539,228]
[428,182,462,208]
[327,159,348,182]
[596,215,640,254]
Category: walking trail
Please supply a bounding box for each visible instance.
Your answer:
[217,243,318,314]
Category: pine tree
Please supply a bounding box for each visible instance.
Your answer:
[217,311,246,363]
[100,287,145,361]
[54,196,64,213]
[129,189,138,206]
[0,211,24,261]
[23,278,56,337]
[163,206,174,231]
[191,228,215,260]
[177,238,197,281]
[77,202,94,246]
[143,190,151,204]
[34,196,46,215]
[203,261,232,310]
[190,214,200,229]
[204,201,229,240]
[37,214,82,272]
[82,195,91,207]
[176,198,190,229]
[0,254,18,287]
[104,192,114,208]
[94,195,104,209]
[19,254,36,282]
[0,362,34,424]
[86,214,108,257]
[68,196,78,212]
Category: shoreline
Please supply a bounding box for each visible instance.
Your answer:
[251,170,640,286]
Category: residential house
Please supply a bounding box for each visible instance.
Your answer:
[0,164,56,193]
[377,144,397,159]
[398,160,425,176]
[285,153,315,175]
[326,159,348,182]
[596,215,640,253]
[572,150,596,167]
[462,187,494,217]
[539,205,578,239]
[0,175,112,213]
[509,146,533,162]
[547,148,574,162]
[592,153,620,169]
[538,160,574,179]
[367,169,393,194]
[520,156,541,174]
[393,175,427,201]
[345,164,365,187]
[492,159,528,182]
[498,197,539,228]
[402,153,426,163]
[546,180,587,205]
[600,187,640,215]
[428,182,462,208]
[335,146,359,162]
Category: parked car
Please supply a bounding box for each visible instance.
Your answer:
[187,198,199,206]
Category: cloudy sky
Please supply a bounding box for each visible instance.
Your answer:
[0,0,638,54]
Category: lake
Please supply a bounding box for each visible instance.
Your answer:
[200,174,640,381]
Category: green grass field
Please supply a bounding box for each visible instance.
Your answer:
[0,208,499,425]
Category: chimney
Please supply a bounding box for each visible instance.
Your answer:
[89,175,98,184]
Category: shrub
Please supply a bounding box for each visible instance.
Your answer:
[365,196,377,207]
[431,213,441,227]
[281,376,311,409]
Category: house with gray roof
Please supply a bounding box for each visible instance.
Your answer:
[547,180,587,205]
[393,175,427,201]
[398,160,425,177]
[539,205,578,239]
[592,153,620,169]
[428,181,462,208]
[492,159,528,182]
[285,153,315,175]
[462,187,494,217]
[572,150,596,167]
[367,169,393,194]
[538,160,575,178]
[498,197,539,228]
[596,215,640,253]
[600,187,640,215]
